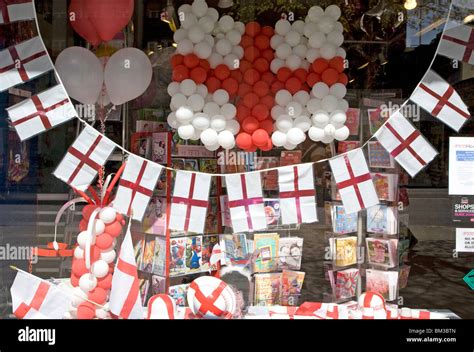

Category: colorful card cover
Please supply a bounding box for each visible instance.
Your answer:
[368,141,395,168]
[139,236,156,273]
[185,235,202,273]
[366,204,398,235]
[205,197,220,234]
[254,272,282,306]
[254,233,280,273]
[202,235,219,271]
[335,268,359,300]
[280,150,302,166]
[143,197,167,235]
[264,199,281,226]
[329,236,358,267]
[152,235,167,276]
[337,140,361,154]
[149,275,166,295]
[170,237,187,275]
[366,237,398,268]
[220,233,249,265]
[366,269,398,301]
[281,270,305,306]
[371,172,398,201]
[345,108,361,136]
[278,237,303,271]
[168,284,190,307]
[331,204,359,234]
[200,158,219,196]
[256,156,279,190]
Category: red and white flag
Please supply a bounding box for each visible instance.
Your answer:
[411,70,470,132]
[225,172,267,232]
[438,23,474,64]
[0,36,53,91]
[7,84,76,141]
[0,0,35,24]
[109,224,144,319]
[10,270,72,319]
[53,126,115,191]
[113,155,163,221]
[169,171,211,233]
[329,148,379,214]
[278,164,318,225]
[375,111,438,177]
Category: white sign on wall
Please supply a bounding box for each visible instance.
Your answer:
[449,137,474,195]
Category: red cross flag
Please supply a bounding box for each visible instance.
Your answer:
[10,270,72,319]
[7,84,76,141]
[438,23,474,65]
[113,155,163,221]
[169,171,211,233]
[375,111,438,177]
[0,0,35,24]
[187,276,235,319]
[411,70,470,132]
[0,36,53,91]
[109,224,144,319]
[329,148,379,214]
[278,164,317,225]
[53,126,115,191]
[225,172,267,232]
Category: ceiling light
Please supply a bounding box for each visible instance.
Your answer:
[404,0,417,10]
[464,14,474,24]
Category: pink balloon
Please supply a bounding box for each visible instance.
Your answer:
[84,0,134,42]
[68,0,101,46]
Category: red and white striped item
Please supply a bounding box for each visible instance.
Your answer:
[329,148,379,214]
[375,111,438,177]
[114,155,163,221]
[0,0,34,24]
[411,70,470,132]
[53,126,115,191]
[169,171,211,234]
[0,36,53,91]
[438,23,474,65]
[109,224,143,319]
[147,294,176,319]
[10,270,72,319]
[278,164,318,225]
[7,84,76,141]
[358,291,386,310]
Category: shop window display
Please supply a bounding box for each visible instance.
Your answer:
[0,0,472,327]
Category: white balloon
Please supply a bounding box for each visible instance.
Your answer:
[194,42,212,59]
[180,79,197,96]
[95,309,110,320]
[176,38,194,55]
[283,142,297,150]
[231,46,244,60]
[308,32,326,49]
[178,124,196,139]
[292,20,306,34]
[226,119,240,135]
[188,25,205,44]
[325,5,342,20]
[226,30,241,46]
[71,287,87,307]
[99,207,116,224]
[294,116,312,132]
[327,31,344,46]
[220,103,237,119]
[213,89,229,105]
[275,90,292,107]
[271,130,287,147]
[318,16,335,34]
[181,13,197,29]
[167,112,179,129]
[234,21,245,34]
[205,142,221,151]
[321,134,335,144]
[330,110,347,126]
[74,246,84,260]
[219,15,234,33]
[204,34,215,47]
[178,4,192,15]
[321,95,339,112]
[198,16,215,34]
[203,102,220,117]
[79,273,97,293]
[307,98,322,113]
[91,219,104,236]
[187,94,205,112]
[218,130,235,149]
[276,43,292,60]
[270,35,285,50]
[306,48,320,62]
[287,127,306,145]
[92,260,109,279]
[270,58,285,74]
[209,53,224,68]
[308,126,325,141]
[308,6,324,22]
[301,60,310,71]
[206,7,219,22]
[336,47,347,59]
[173,28,188,43]
[216,38,232,56]
[286,54,302,70]
[333,22,344,33]
[285,31,301,46]
[271,105,286,120]
[330,83,347,99]
[293,44,307,58]
[192,0,208,17]
[312,110,330,126]
[224,54,239,69]
[200,128,219,146]
[192,113,211,130]
[276,115,293,132]
[334,125,350,141]
[176,106,194,123]
[275,19,292,35]
[338,99,349,112]
[304,22,319,38]
[320,43,337,59]
[293,91,310,105]
[196,84,208,98]
[324,124,336,137]
[312,82,330,99]
[286,101,303,118]
[167,82,180,96]
[210,115,226,132]
[171,93,187,111]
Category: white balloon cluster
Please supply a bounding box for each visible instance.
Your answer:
[270,5,346,74]
[175,0,245,69]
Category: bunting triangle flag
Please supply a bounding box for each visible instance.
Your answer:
[0,0,35,25]
[438,23,474,64]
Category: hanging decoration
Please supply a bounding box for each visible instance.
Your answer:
[438,23,474,65]
[0,0,34,24]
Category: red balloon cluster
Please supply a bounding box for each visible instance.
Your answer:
[73,204,125,319]
[235,22,275,152]
[171,53,210,83]
[308,57,348,87]
[274,67,312,95]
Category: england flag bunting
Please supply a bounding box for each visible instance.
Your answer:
[411,70,470,132]
[10,270,72,319]
[7,84,76,141]
[375,111,438,177]
[0,36,53,92]
[169,171,211,233]
[278,164,318,225]
[109,223,143,319]
[225,172,267,232]
[113,155,163,221]
[53,126,115,191]
[0,0,35,25]
[438,23,474,64]
[329,148,379,214]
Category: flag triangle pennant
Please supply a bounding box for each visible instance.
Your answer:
[0,0,35,25]
[438,23,474,64]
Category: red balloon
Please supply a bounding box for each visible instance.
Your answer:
[261,26,274,37]
[199,59,210,72]
[329,56,345,73]
[82,204,97,221]
[312,58,329,74]
[245,22,261,37]
[77,302,96,319]
[88,287,107,305]
[84,0,134,42]
[238,83,252,97]
[243,68,260,85]
[190,66,207,84]
[96,233,114,250]
[277,67,292,82]
[322,68,339,86]
[252,129,269,147]
[261,49,274,63]
[252,104,269,121]
[260,95,275,109]
[69,0,101,46]
[183,54,199,69]
[236,132,253,149]
[244,46,260,62]
[222,77,238,95]
[260,137,273,151]
[271,81,285,94]
[259,119,274,134]
[105,220,123,237]
[79,219,87,232]
[253,81,270,97]
[236,105,251,122]
[338,73,349,85]
[294,68,308,83]
[254,58,269,73]
[214,64,230,80]
[242,117,260,134]
[115,213,124,223]
[240,35,253,48]
[239,60,252,73]
[261,71,275,84]
[285,77,302,94]
[244,145,257,152]
[97,273,113,290]
[171,54,184,68]
[90,246,101,261]
[255,35,270,50]
[172,65,189,82]
[230,70,243,82]
[72,259,87,277]
[70,274,80,287]
[307,72,321,87]
[206,76,221,93]
[242,92,259,108]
